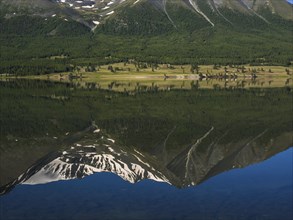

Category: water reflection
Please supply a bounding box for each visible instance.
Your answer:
[64,76,292,92]
[0,79,292,192]
[1,121,291,195]
[0,80,292,219]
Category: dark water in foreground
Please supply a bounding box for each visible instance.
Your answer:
[0,80,292,219]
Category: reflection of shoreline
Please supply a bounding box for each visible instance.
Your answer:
[71,77,291,92]
[4,77,287,92]
[1,63,292,91]
[1,76,291,89]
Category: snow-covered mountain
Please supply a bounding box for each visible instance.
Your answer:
[49,0,293,22]
[1,0,292,30]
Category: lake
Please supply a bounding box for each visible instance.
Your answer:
[0,79,292,219]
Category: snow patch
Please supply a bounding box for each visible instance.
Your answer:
[106,11,114,15]
[102,6,110,10]
[133,0,140,5]
[107,138,115,143]
[93,21,100,25]
[94,128,101,133]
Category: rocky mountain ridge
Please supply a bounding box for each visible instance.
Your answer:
[1,0,292,30]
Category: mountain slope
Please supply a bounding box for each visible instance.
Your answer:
[0,0,292,70]
[1,0,292,29]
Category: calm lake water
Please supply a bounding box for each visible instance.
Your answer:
[0,80,292,220]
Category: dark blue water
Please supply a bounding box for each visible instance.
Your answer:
[0,148,292,220]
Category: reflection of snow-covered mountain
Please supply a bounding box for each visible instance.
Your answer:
[55,0,126,10]
[0,125,172,195]
[0,123,292,196]
[23,143,170,185]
